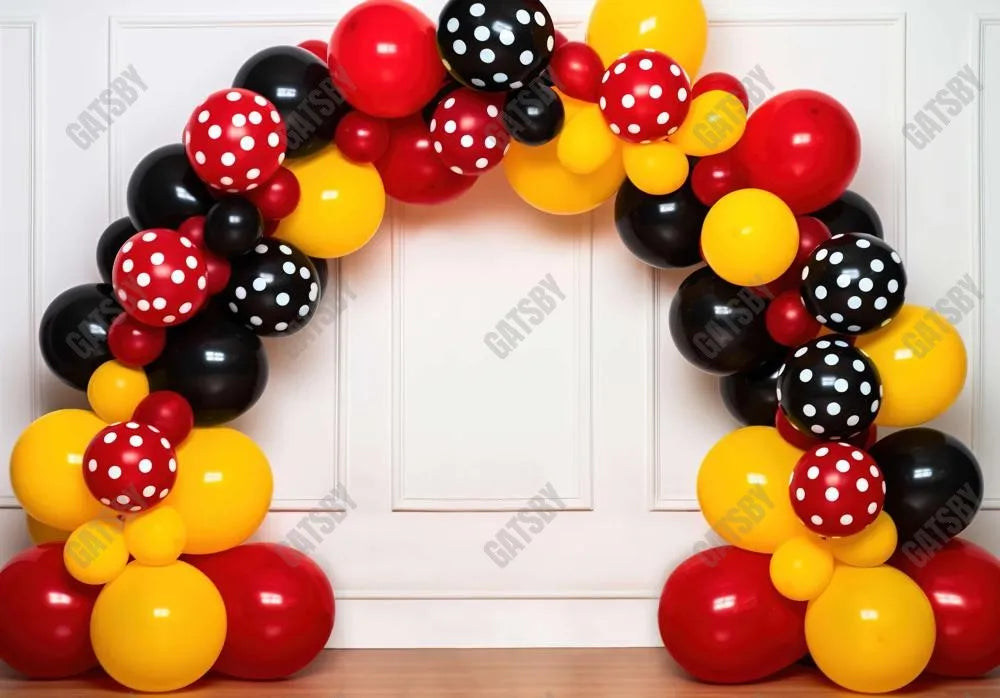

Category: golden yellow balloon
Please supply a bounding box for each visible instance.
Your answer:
[170,428,272,554]
[855,304,967,427]
[621,141,690,196]
[90,561,226,693]
[827,512,898,568]
[587,0,707,77]
[557,104,619,175]
[770,535,835,601]
[696,426,806,553]
[668,90,747,157]
[124,505,186,566]
[26,513,70,545]
[276,147,386,259]
[87,360,149,424]
[64,517,129,585]
[806,565,936,693]
[702,189,799,286]
[10,409,106,531]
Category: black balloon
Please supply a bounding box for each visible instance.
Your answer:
[204,197,263,257]
[503,83,564,145]
[39,284,123,391]
[223,238,321,336]
[615,175,706,268]
[777,336,882,440]
[869,428,983,550]
[812,190,884,240]
[720,357,786,426]
[96,217,138,284]
[233,45,350,159]
[437,0,555,92]
[127,144,215,231]
[146,305,268,426]
[669,266,784,375]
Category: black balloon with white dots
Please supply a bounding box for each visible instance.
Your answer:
[437,0,555,93]
[800,233,907,334]
[777,336,883,440]
[224,239,321,337]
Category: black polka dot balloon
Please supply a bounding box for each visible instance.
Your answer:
[437,0,555,92]
[224,239,321,336]
[777,336,883,440]
[800,233,907,334]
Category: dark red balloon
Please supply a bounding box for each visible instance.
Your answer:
[776,408,874,450]
[203,251,231,295]
[246,167,301,220]
[186,543,334,680]
[659,547,807,683]
[178,215,206,248]
[108,312,166,367]
[263,219,280,237]
[735,90,861,214]
[690,150,749,206]
[375,115,478,205]
[691,72,749,112]
[758,216,832,296]
[298,39,328,61]
[0,543,100,678]
[893,539,1000,678]
[766,290,820,347]
[553,30,569,52]
[548,41,604,103]
[335,111,391,163]
[133,390,195,446]
[328,0,445,119]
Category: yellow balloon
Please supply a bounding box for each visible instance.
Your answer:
[87,360,149,424]
[827,512,898,567]
[668,90,748,157]
[806,565,936,693]
[170,428,272,554]
[696,426,806,553]
[855,304,967,427]
[557,104,619,175]
[621,141,690,195]
[64,517,129,585]
[90,561,226,692]
[702,189,799,286]
[124,505,187,566]
[10,409,106,531]
[770,535,835,601]
[586,0,707,77]
[26,513,70,544]
[276,147,386,259]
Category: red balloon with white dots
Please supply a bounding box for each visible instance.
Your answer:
[184,87,287,193]
[82,422,178,514]
[112,229,209,327]
[598,49,692,144]
[789,442,886,538]
[429,88,509,176]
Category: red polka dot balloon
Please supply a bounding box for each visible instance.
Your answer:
[429,89,510,176]
[598,50,692,144]
[789,442,886,538]
[184,88,287,193]
[83,422,177,513]
[112,229,209,327]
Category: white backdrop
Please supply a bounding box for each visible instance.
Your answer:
[1,0,998,647]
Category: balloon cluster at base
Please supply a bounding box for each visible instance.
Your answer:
[9,0,995,694]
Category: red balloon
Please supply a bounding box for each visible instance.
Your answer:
[690,150,749,206]
[735,90,861,214]
[133,390,195,446]
[775,408,875,450]
[691,72,749,112]
[893,539,1000,678]
[298,39,328,61]
[335,111,391,163]
[246,166,301,220]
[766,290,821,347]
[548,41,605,103]
[759,216,832,295]
[375,115,478,204]
[659,547,807,683]
[178,215,206,248]
[0,543,100,678]
[108,312,166,367]
[204,251,231,295]
[553,30,569,52]
[328,0,445,119]
[186,543,334,680]
[263,219,280,237]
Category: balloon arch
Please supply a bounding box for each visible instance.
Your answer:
[3,0,997,694]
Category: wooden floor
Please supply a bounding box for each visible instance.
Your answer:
[2,649,999,696]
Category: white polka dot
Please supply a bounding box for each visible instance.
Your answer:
[100,498,111,506]
[825,487,840,502]
[836,274,852,289]
[627,124,641,134]
[163,314,176,324]
[275,322,289,332]
[207,124,222,139]
[677,87,688,102]
[534,11,546,26]
[253,278,267,292]
[250,315,262,326]
[226,91,241,102]
[129,434,143,447]
[248,111,263,125]
[162,438,171,450]
[447,18,459,32]
[811,515,824,526]
[453,39,467,55]
[240,136,255,151]
[859,278,874,293]
[657,112,669,125]
[888,279,900,294]
[232,113,247,128]
[670,64,682,77]
[648,84,663,99]
[825,354,839,366]
[247,168,260,180]
[516,9,530,24]
[137,299,150,311]
[833,378,849,393]
[299,305,310,317]
[108,465,122,480]
[480,48,496,64]
[498,29,514,45]
[815,249,829,262]
[194,151,206,165]
[276,292,290,307]
[87,459,98,472]
[807,466,820,480]
[856,478,870,493]
[461,135,474,148]
[486,104,499,118]
[116,494,131,505]
[171,269,185,284]
[136,272,151,287]
[469,2,485,16]
[476,157,489,169]
[836,459,851,473]
[221,152,236,166]
[160,488,170,499]
[520,50,534,66]
[840,514,854,526]
[853,360,866,372]
[827,402,841,416]
[267,132,280,148]
[220,176,234,186]
[471,78,486,88]
[816,447,830,457]
[228,302,238,312]
[803,404,817,417]
[871,259,885,272]
[830,252,845,265]
[474,26,490,42]
[614,62,627,75]
[235,286,247,300]
[795,488,806,501]
[609,123,621,135]
[891,252,902,264]
[179,302,192,314]
[198,109,210,123]
[122,259,134,273]
[299,267,311,280]
[874,297,888,311]
[445,120,457,134]
[152,297,167,310]
[493,72,508,83]
[847,296,862,310]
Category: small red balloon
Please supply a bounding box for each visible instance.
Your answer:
[776,409,874,450]
[83,422,177,513]
[789,442,885,537]
[178,215,206,248]
[759,216,833,296]
[691,150,749,206]
[246,166,301,220]
[429,89,508,175]
[553,30,569,52]
[692,72,750,112]
[766,290,821,347]
[297,39,328,61]
[549,41,605,103]
[133,390,195,447]
[335,111,391,163]
[108,313,167,367]
[599,50,691,143]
